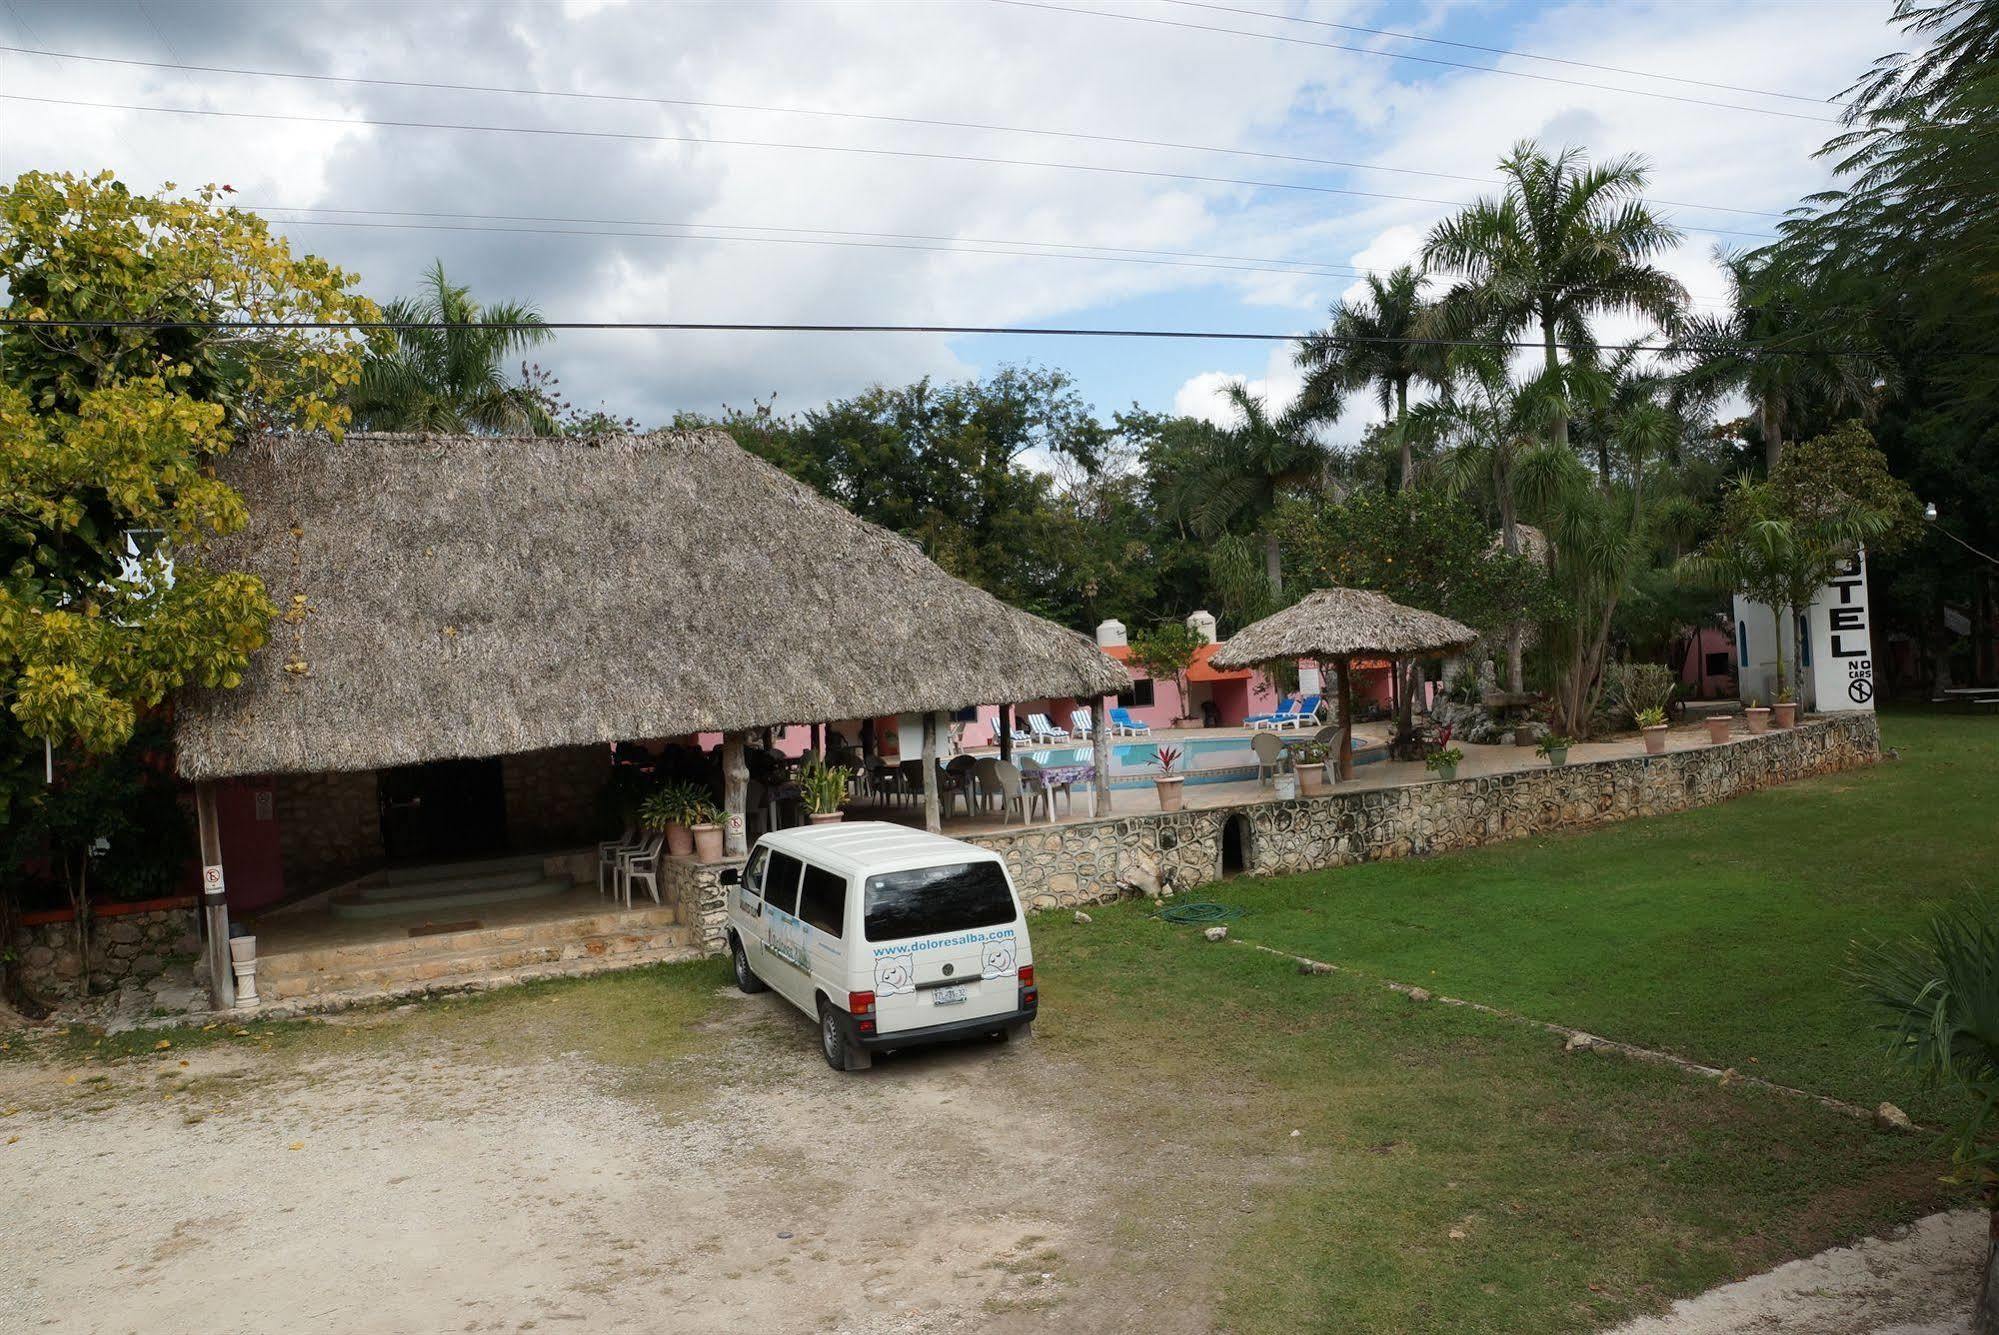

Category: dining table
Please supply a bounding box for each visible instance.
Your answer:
[1019,762,1098,824]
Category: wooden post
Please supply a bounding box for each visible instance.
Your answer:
[860,717,876,760]
[921,711,942,833]
[721,732,749,858]
[1091,694,1113,817]
[998,704,1014,763]
[1336,656,1354,781]
[812,722,825,758]
[193,782,235,1009]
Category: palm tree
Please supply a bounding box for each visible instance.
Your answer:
[1422,141,1687,450]
[1678,247,1888,472]
[350,261,556,434]
[1293,266,1449,491]
[1853,899,1999,1333]
[1171,382,1328,616]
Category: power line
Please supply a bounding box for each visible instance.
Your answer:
[241,202,1735,308]
[0,42,1790,221]
[1156,0,1843,105]
[0,316,1874,356]
[990,0,1844,124]
[3,93,1784,242]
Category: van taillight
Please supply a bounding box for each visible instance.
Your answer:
[1018,965,1036,1010]
[1017,965,1034,987]
[848,990,875,1015]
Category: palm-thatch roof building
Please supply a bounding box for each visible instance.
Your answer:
[1211,588,1476,777]
[174,430,1126,999]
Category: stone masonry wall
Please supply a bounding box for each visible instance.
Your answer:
[967,714,1881,911]
[660,854,732,955]
[13,904,201,999]
[504,745,609,851]
[273,769,383,895]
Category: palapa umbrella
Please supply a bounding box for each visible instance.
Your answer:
[1210,588,1477,779]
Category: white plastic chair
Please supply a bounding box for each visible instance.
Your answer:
[992,760,1031,825]
[1252,732,1284,788]
[598,823,642,897]
[617,831,666,908]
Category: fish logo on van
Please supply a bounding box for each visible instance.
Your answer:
[981,940,1016,979]
[874,953,916,997]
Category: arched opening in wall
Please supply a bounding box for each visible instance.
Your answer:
[1220,814,1253,878]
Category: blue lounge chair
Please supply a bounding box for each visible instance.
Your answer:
[1268,695,1324,730]
[1108,707,1151,736]
[1246,696,1300,729]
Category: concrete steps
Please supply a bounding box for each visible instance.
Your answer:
[259,903,691,1004]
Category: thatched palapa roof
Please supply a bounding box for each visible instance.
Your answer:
[1209,588,1477,668]
[174,431,1127,781]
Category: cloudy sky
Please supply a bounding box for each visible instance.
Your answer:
[1,0,1899,437]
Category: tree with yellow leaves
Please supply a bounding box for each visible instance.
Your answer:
[0,171,376,1005]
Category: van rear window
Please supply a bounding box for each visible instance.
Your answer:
[863,862,1016,942]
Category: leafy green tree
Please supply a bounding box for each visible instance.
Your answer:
[1422,141,1686,450]
[1165,383,1327,624]
[1853,897,1999,1333]
[349,260,555,434]
[0,172,373,1008]
[1293,266,1449,490]
[1128,620,1204,721]
[1678,248,1888,472]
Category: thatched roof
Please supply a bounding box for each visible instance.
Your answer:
[174,430,1127,781]
[1209,588,1477,668]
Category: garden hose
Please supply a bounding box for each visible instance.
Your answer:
[1153,900,1246,925]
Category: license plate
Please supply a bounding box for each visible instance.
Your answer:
[932,985,968,1006]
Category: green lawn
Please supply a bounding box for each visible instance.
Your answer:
[1192,710,1995,1122]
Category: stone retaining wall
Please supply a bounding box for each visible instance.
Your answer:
[12,903,202,999]
[967,714,1881,910]
[273,769,383,895]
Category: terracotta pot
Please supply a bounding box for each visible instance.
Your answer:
[1642,725,1668,755]
[1744,707,1770,735]
[691,823,725,862]
[1704,717,1733,745]
[665,823,694,857]
[1298,763,1328,797]
[1772,701,1798,728]
[808,811,845,825]
[1154,776,1185,812]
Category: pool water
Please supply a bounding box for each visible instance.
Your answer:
[1012,736,1362,789]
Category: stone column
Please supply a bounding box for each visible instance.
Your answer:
[193,782,235,1009]
[1091,694,1113,816]
[921,711,942,834]
[721,732,749,858]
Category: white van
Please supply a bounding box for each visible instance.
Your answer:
[721,821,1037,1071]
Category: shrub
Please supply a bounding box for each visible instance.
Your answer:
[1603,662,1678,726]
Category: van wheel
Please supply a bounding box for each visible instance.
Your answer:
[732,938,767,994]
[820,1002,871,1072]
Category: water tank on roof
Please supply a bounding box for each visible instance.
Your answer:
[1096,618,1127,649]
[1185,610,1219,644]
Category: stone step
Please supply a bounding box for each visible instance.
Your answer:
[330,872,574,920]
[261,901,683,979]
[253,940,710,1016]
[368,852,557,887]
[260,921,698,1002]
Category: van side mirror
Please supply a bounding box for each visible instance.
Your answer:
[718,868,741,887]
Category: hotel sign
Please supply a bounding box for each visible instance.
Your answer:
[1809,550,1874,713]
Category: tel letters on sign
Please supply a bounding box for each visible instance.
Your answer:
[1809,550,1875,713]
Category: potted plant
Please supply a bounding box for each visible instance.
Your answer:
[1537,734,1574,767]
[1425,746,1464,782]
[1637,706,1669,755]
[1771,683,1798,729]
[1704,714,1734,745]
[641,782,702,856]
[1744,697,1770,735]
[687,795,725,862]
[1294,742,1331,796]
[1153,746,1185,813]
[799,756,851,824]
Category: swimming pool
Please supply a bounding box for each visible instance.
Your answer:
[1008,735,1368,789]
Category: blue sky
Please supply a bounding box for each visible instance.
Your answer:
[1,0,1899,438]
